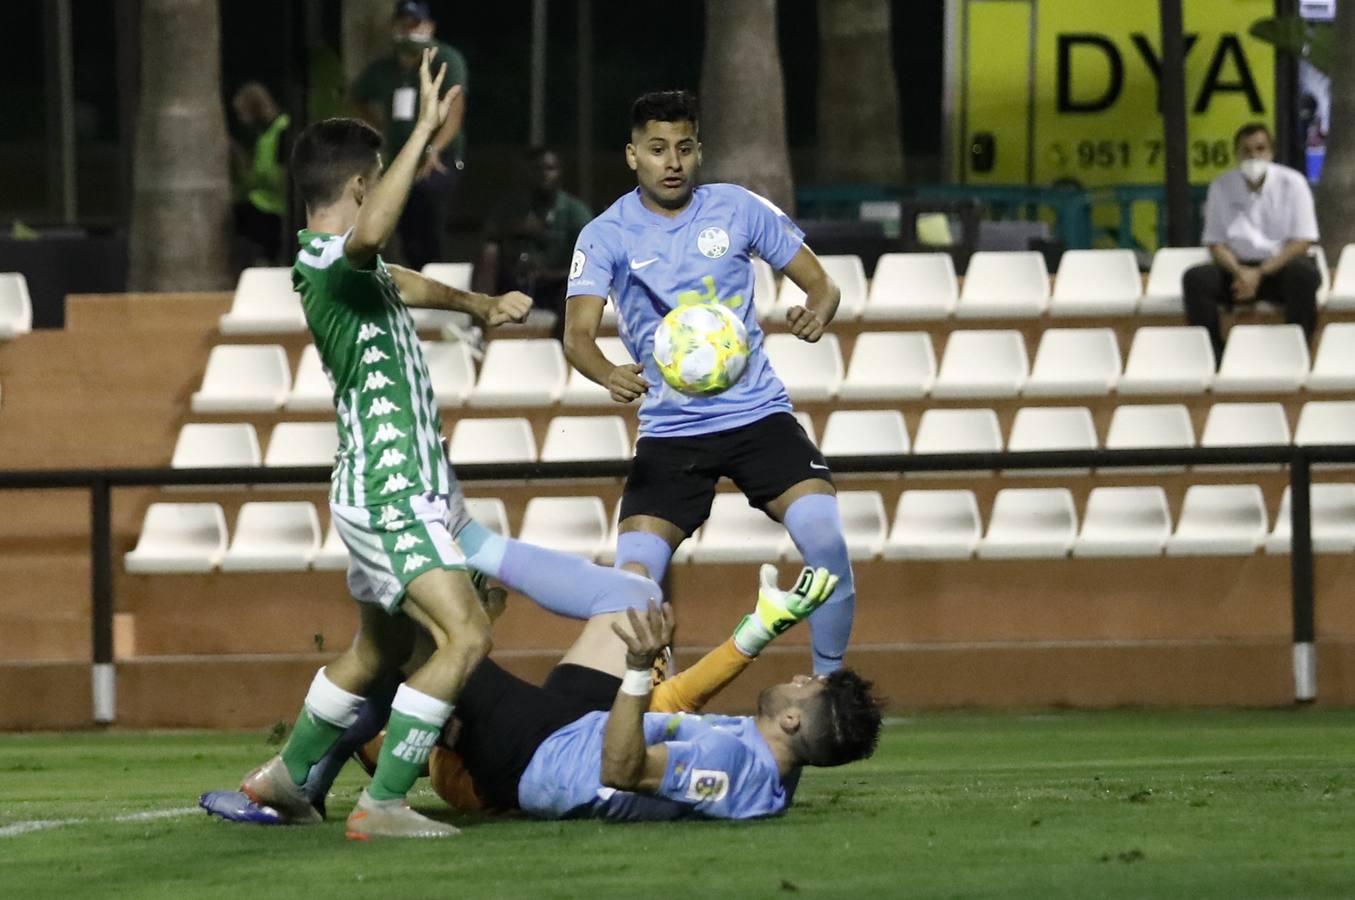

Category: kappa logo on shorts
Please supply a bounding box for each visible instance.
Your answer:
[366,398,401,418]
[361,347,390,365]
[380,474,413,495]
[357,323,386,343]
[402,553,431,573]
[373,423,407,444]
[363,372,395,392]
[393,533,423,552]
[377,506,404,527]
[685,769,730,802]
[374,448,407,470]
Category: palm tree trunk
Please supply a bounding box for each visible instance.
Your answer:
[127,0,231,291]
[1316,3,1355,262]
[816,0,903,184]
[342,0,391,89]
[700,0,796,213]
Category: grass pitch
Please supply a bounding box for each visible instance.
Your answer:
[2,710,1353,898]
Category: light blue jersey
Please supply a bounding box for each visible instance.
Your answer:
[517,711,796,821]
[566,184,805,438]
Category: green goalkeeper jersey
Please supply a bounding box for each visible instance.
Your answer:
[292,229,448,507]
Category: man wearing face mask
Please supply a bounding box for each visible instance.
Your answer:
[1183,122,1321,364]
[352,1,468,271]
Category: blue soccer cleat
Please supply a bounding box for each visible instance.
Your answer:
[199,790,287,826]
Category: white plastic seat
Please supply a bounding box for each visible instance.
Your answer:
[561,336,634,405]
[449,418,537,464]
[221,502,322,571]
[976,488,1077,559]
[776,255,867,320]
[1265,484,1355,554]
[782,490,886,561]
[1307,323,1355,392]
[422,339,477,407]
[285,345,334,412]
[955,251,1049,319]
[1200,402,1291,448]
[794,410,818,445]
[124,503,228,573]
[1118,326,1215,395]
[1214,325,1310,393]
[690,493,787,563]
[219,267,306,334]
[191,345,291,413]
[1326,244,1355,311]
[752,257,779,321]
[411,263,475,330]
[838,332,936,400]
[931,330,1028,398]
[540,415,631,461]
[1166,485,1267,556]
[1004,407,1097,476]
[597,501,698,566]
[882,490,982,559]
[171,423,261,469]
[517,496,608,559]
[464,497,511,537]
[265,422,339,467]
[1140,247,1210,315]
[313,519,349,571]
[0,273,34,340]
[863,253,958,320]
[468,338,566,407]
[913,408,1003,455]
[1073,487,1171,558]
[1295,401,1355,446]
[762,333,844,401]
[821,410,910,457]
[1050,249,1142,316]
[1104,404,1195,473]
[1023,328,1121,397]
[1313,246,1332,306]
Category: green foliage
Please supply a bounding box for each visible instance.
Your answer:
[1250,16,1335,74]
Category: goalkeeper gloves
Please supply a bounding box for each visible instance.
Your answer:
[732,564,840,658]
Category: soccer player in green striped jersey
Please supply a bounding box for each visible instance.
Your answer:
[238,49,531,841]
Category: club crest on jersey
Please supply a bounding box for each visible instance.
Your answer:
[697,227,730,259]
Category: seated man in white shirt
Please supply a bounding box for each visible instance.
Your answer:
[1183,122,1321,363]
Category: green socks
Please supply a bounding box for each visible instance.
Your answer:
[369,685,454,801]
[279,668,364,785]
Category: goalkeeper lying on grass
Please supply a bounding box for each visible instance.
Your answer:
[203,566,882,829]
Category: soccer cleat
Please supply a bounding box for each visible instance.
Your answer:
[344,788,460,840]
[199,790,286,825]
[239,755,323,825]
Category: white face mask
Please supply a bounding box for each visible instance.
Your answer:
[1240,158,1271,184]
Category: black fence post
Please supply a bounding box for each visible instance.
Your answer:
[1290,452,1316,702]
[90,477,115,723]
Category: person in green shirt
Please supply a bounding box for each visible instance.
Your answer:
[351,0,468,270]
[230,82,290,264]
[475,147,593,338]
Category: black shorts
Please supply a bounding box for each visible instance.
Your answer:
[451,659,620,811]
[620,412,832,536]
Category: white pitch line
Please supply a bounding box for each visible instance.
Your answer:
[0,806,199,839]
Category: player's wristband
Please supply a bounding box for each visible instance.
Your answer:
[620,668,653,697]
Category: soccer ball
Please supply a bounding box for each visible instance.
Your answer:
[652,303,750,396]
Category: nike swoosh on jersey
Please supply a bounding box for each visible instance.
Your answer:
[629,258,660,270]
[809,462,830,470]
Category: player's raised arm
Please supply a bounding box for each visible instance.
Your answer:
[781,246,840,343]
[563,295,650,404]
[600,602,674,792]
[386,264,531,327]
[347,48,460,267]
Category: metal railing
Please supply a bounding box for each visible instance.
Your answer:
[6,442,1354,723]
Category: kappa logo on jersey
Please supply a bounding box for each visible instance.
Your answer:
[357,323,387,343]
[390,726,438,764]
[374,447,407,470]
[401,553,431,573]
[381,473,413,495]
[373,423,407,444]
[363,371,395,392]
[697,226,730,259]
[366,397,401,418]
[393,533,423,552]
[685,769,730,802]
[361,347,390,365]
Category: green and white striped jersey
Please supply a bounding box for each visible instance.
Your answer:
[292,229,449,506]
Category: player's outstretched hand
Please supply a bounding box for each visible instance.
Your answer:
[483,291,532,327]
[785,305,825,343]
[608,363,650,404]
[611,601,676,671]
[417,47,460,133]
[732,564,839,658]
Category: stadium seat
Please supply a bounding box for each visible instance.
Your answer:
[171,423,261,469]
[517,496,608,559]
[221,502,322,571]
[1165,484,1267,556]
[1307,323,1355,392]
[976,488,1077,559]
[762,333,844,401]
[312,519,349,571]
[1265,484,1355,555]
[124,503,229,574]
[1049,249,1141,316]
[422,339,477,407]
[1140,247,1210,315]
[1072,486,1171,558]
[191,345,292,413]
[412,262,475,331]
[285,345,334,412]
[782,490,886,561]
[1104,404,1195,473]
[912,408,1003,461]
[838,331,936,401]
[468,338,567,407]
[449,418,537,464]
[954,251,1049,319]
[1312,246,1332,306]
[0,272,33,340]
[1326,244,1355,311]
[264,422,339,467]
[1295,400,1355,446]
[794,410,818,445]
[690,493,788,563]
[881,490,982,559]
[1200,402,1291,449]
[561,336,634,405]
[1214,325,1310,394]
[219,267,306,334]
[1118,326,1215,395]
[776,254,867,320]
[821,410,910,459]
[862,252,958,320]
[540,415,631,461]
[597,501,698,566]
[1004,407,1097,476]
[464,497,511,537]
[752,257,779,321]
[1023,328,1121,397]
[931,330,1028,398]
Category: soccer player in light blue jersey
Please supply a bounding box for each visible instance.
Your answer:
[563,90,855,675]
